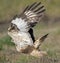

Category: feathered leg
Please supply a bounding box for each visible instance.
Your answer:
[30,33,49,57]
[15,33,49,57]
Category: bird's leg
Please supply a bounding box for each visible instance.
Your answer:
[30,33,49,57]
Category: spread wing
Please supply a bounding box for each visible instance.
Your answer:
[11,2,45,32]
[19,2,45,27]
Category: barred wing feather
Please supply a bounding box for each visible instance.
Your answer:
[11,2,45,32]
[20,2,45,27]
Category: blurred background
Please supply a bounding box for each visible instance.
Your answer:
[0,0,60,63]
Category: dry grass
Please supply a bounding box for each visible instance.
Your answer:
[0,23,60,63]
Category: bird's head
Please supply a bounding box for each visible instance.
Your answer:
[8,23,19,32]
[8,21,20,40]
[8,17,21,33]
[8,18,20,38]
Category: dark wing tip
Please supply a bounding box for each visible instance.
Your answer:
[23,5,29,13]
[23,2,41,13]
[28,2,37,10]
[34,6,44,12]
[40,33,49,42]
[37,9,45,14]
[31,2,41,10]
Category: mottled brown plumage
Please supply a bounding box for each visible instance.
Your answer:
[8,2,48,58]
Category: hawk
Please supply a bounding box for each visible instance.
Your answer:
[8,2,48,57]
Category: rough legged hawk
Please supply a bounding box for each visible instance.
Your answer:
[8,2,48,57]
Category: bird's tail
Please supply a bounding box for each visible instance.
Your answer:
[33,33,49,49]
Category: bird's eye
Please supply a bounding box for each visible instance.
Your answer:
[10,23,15,30]
[11,23,14,27]
[11,23,19,31]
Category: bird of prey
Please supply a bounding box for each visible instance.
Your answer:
[8,2,48,57]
